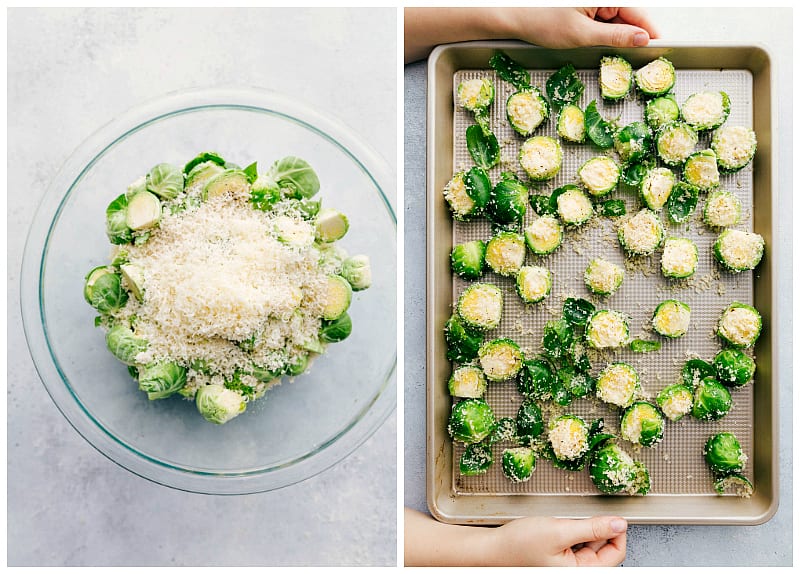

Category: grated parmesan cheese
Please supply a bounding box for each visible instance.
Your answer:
[508,92,546,133]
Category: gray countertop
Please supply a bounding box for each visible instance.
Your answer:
[8,8,396,567]
[403,8,792,566]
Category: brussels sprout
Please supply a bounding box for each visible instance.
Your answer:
[681,91,731,131]
[285,352,310,376]
[517,358,554,400]
[322,275,352,321]
[652,299,691,338]
[562,297,595,326]
[713,229,765,273]
[656,383,694,421]
[617,209,665,256]
[711,125,757,172]
[614,122,653,164]
[714,348,756,387]
[655,122,698,166]
[620,402,664,447]
[105,194,133,244]
[640,167,675,211]
[478,338,523,382]
[599,198,626,216]
[556,104,586,143]
[524,216,563,256]
[443,170,490,221]
[717,302,762,349]
[714,473,754,497]
[683,150,720,192]
[457,283,503,331]
[459,443,494,476]
[634,57,675,97]
[146,163,184,200]
[110,247,130,268]
[703,190,742,228]
[661,237,698,279]
[457,77,495,112]
[203,169,250,200]
[620,159,653,188]
[548,414,590,462]
[195,384,247,424]
[546,63,584,110]
[682,358,716,389]
[554,185,593,226]
[578,156,620,197]
[487,173,528,225]
[105,324,147,365]
[515,400,543,446]
[120,263,145,302]
[250,364,281,383]
[519,136,562,181]
[645,95,680,130]
[447,398,496,444]
[506,89,550,136]
[704,432,746,476]
[137,362,187,400]
[450,240,486,280]
[85,267,129,313]
[502,447,536,482]
[448,365,488,399]
[261,156,320,199]
[340,255,372,291]
[183,151,226,174]
[589,440,650,494]
[286,197,321,220]
[692,377,732,420]
[444,314,483,363]
[319,313,352,343]
[542,319,574,360]
[515,265,552,304]
[125,191,162,231]
[596,362,639,408]
[584,100,614,149]
[586,310,629,350]
[185,161,226,191]
[485,232,526,277]
[599,56,632,100]
[584,258,624,297]
[315,209,349,243]
[125,175,148,198]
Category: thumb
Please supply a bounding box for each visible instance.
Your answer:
[580,20,651,47]
[552,516,628,548]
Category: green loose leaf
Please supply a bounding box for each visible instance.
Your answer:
[146,163,184,200]
[584,100,614,149]
[630,339,662,353]
[517,358,554,400]
[466,125,500,170]
[473,108,493,137]
[667,182,699,223]
[620,160,653,187]
[529,194,555,216]
[243,161,258,183]
[546,64,585,111]
[105,194,133,245]
[543,319,574,360]
[183,151,226,174]
[598,200,626,217]
[563,297,595,326]
[460,443,494,476]
[489,51,531,90]
[488,417,517,444]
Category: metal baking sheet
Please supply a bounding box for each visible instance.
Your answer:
[426,42,777,525]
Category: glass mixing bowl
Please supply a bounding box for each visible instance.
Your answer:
[20,88,396,494]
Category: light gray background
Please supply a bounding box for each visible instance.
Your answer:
[404,8,792,566]
[8,8,397,567]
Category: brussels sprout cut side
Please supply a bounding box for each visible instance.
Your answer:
[661,237,698,280]
[485,232,526,277]
[640,167,675,211]
[618,209,665,256]
[519,136,562,181]
[703,190,742,228]
[652,299,691,338]
[506,89,550,136]
[713,229,765,273]
[548,414,590,462]
[596,362,639,408]
[457,77,495,112]
[578,156,620,197]
[599,56,632,100]
[448,366,488,399]
[524,216,563,256]
[584,258,624,297]
[681,91,731,131]
[478,338,524,382]
[516,266,552,304]
[586,310,629,350]
[620,402,664,447]
[656,384,694,421]
[683,150,720,192]
[655,122,698,167]
[554,185,593,227]
[635,57,676,97]
[712,125,757,172]
[556,104,585,143]
[457,283,503,331]
[717,302,762,349]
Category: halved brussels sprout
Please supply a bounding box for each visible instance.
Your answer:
[447,398,495,444]
[322,275,352,321]
[515,399,544,446]
[652,299,691,338]
[645,95,680,130]
[183,151,226,175]
[620,402,664,447]
[656,383,694,421]
[578,156,620,197]
[186,161,226,190]
[203,169,250,201]
[105,324,147,365]
[703,190,742,228]
[717,302,762,349]
[146,163,184,200]
[614,122,653,164]
[655,122,698,166]
[556,104,586,143]
[714,348,756,387]
[485,232,526,277]
[599,55,633,100]
[444,314,484,363]
[634,57,675,96]
[596,362,638,408]
[450,240,486,280]
[548,414,589,462]
[105,194,133,245]
[584,258,624,296]
[125,191,162,231]
[138,362,187,400]
[554,185,593,226]
[661,237,698,279]
[704,432,746,475]
[120,263,146,302]
[196,384,247,424]
[319,313,352,343]
[684,150,720,192]
[502,447,536,482]
[457,77,495,112]
[681,91,731,131]
[589,440,650,494]
[506,89,550,136]
[340,255,372,291]
[85,267,129,313]
[443,168,491,221]
[457,283,503,331]
[517,358,554,400]
[524,215,563,256]
[640,167,676,211]
[714,474,753,497]
[315,209,349,243]
[515,265,552,304]
[617,209,665,256]
[459,443,493,476]
[266,156,321,199]
[519,136,562,181]
[586,310,629,350]
[478,338,524,382]
[692,377,732,420]
[448,365,488,399]
[711,125,757,172]
[273,215,315,246]
[713,229,765,273]
[487,173,528,225]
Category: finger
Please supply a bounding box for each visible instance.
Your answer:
[581,19,652,47]
[594,532,627,566]
[551,516,628,549]
[583,538,606,552]
[612,7,660,39]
